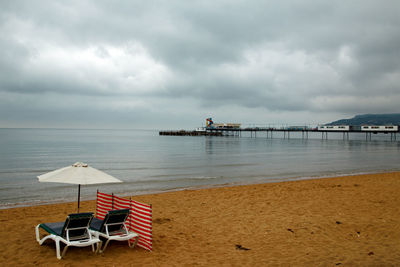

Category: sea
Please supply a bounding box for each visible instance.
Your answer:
[0,128,399,209]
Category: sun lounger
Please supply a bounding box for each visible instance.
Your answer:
[35,212,102,259]
[90,209,139,252]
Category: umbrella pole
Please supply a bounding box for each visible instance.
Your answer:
[78,184,81,213]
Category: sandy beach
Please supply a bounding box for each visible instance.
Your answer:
[1,172,400,266]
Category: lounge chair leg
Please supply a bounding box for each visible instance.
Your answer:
[91,241,102,253]
[35,225,56,246]
[61,246,68,258]
[35,225,40,243]
[128,236,139,248]
[96,241,102,253]
[55,239,62,260]
[101,240,111,253]
[61,245,69,259]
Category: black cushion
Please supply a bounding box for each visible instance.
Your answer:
[40,222,65,236]
[90,217,103,231]
[39,212,94,238]
[90,209,130,234]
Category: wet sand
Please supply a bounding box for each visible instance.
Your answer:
[1,172,400,266]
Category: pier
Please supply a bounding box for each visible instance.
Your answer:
[206,127,398,141]
[159,118,399,141]
[160,127,398,141]
[159,130,223,136]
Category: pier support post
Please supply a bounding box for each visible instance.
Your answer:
[365,132,372,141]
[390,132,396,141]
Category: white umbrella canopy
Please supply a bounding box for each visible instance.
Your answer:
[38,162,122,185]
[38,162,122,212]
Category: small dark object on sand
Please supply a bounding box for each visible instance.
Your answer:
[336,221,342,224]
[154,218,171,224]
[235,244,250,251]
[287,228,294,233]
[368,251,374,256]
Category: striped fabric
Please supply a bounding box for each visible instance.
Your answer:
[129,200,153,251]
[96,191,113,220]
[96,191,153,251]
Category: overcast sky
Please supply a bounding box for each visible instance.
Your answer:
[1,1,399,129]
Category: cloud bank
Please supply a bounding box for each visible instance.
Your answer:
[1,0,399,128]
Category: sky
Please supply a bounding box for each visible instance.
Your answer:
[1,1,399,129]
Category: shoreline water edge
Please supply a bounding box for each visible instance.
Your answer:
[1,169,399,210]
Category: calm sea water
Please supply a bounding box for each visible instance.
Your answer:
[0,128,399,208]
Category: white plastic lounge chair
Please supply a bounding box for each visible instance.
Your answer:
[35,212,102,259]
[90,209,139,252]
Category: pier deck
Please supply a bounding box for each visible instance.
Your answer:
[159,130,223,136]
[160,127,398,141]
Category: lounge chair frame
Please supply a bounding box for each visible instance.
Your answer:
[35,212,102,259]
[90,209,139,252]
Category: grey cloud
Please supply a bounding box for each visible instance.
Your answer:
[1,0,399,128]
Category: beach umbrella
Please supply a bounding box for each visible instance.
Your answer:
[38,162,122,212]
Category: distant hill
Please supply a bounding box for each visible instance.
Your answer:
[327,114,400,126]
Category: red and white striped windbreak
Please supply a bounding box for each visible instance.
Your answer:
[96,191,153,251]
